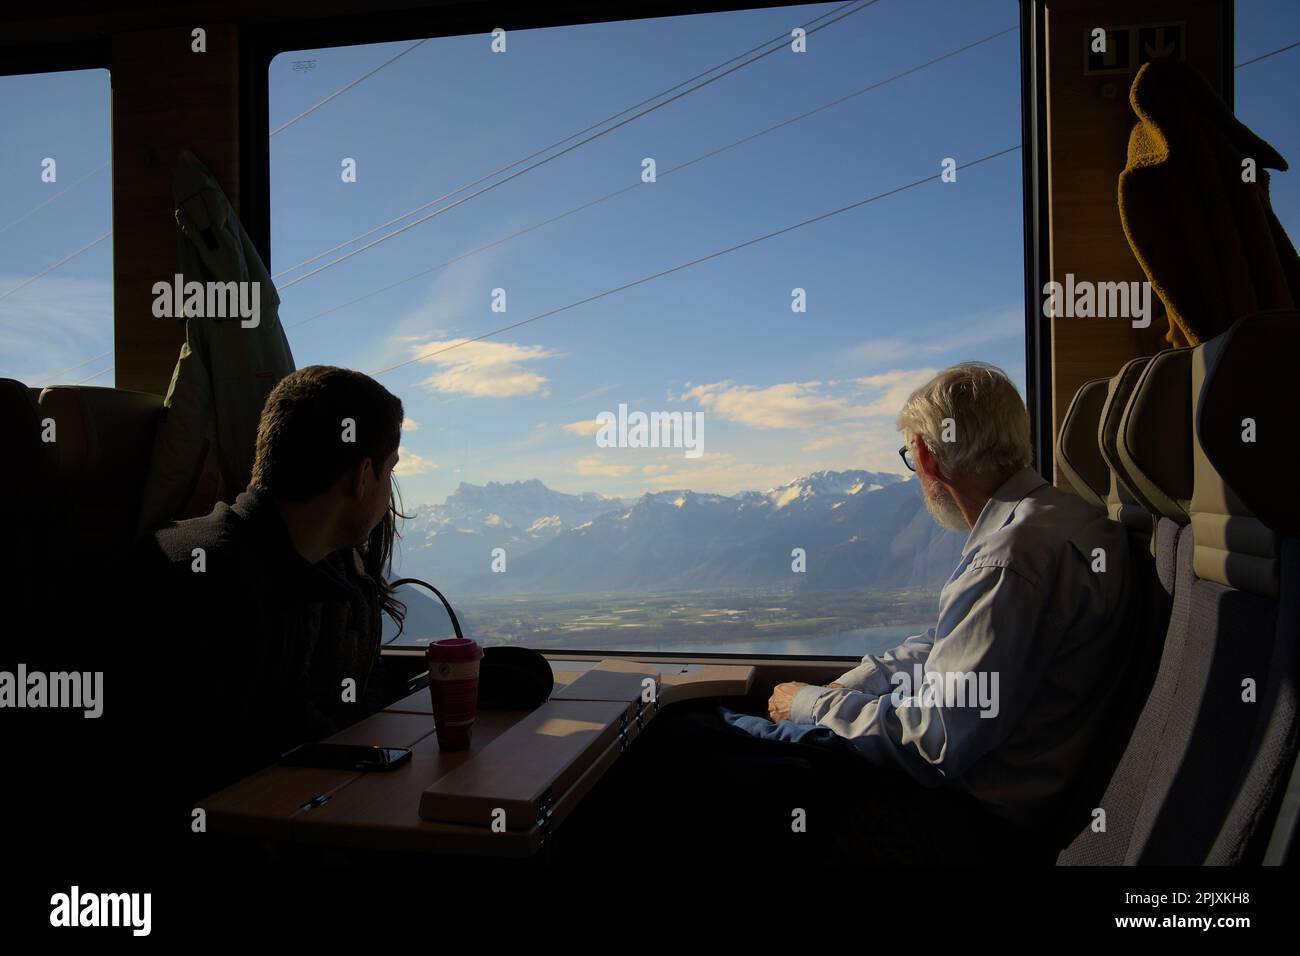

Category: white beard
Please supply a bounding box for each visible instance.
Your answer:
[922,477,969,532]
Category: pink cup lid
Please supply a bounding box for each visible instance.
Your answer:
[426,637,484,663]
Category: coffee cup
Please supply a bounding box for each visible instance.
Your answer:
[425,638,485,751]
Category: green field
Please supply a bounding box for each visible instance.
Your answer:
[397,586,941,654]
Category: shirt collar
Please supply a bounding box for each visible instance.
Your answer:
[231,486,356,600]
[961,467,1048,557]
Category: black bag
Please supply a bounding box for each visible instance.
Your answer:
[390,578,553,710]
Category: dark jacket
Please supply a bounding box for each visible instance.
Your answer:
[132,486,386,803]
[1119,61,1300,347]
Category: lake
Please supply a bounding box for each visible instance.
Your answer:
[574,624,924,657]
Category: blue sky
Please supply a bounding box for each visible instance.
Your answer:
[268,0,1027,504]
[2,0,1297,509]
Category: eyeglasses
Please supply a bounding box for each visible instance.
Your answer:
[898,444,916,472]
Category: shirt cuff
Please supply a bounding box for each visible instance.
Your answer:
[834,660,881,693]
[790,683,831,725]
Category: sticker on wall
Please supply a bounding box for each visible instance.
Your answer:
[1084,22,1186,75]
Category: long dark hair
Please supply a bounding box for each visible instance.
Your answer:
[362,479,411,639]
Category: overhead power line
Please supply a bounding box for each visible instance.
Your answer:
[1235,39,1300,68]
[271,38,430,136]
[0,231,112,305]
[370,145,1022,378]
[37,349,114,383]
[288,23,1017,331]
[272,0,867,279]
[74,366,113,385]
[0,162,110,236]
[1,35,420,316]
[0,26,413,314]
[273,0,880,284]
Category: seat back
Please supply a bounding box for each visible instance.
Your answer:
[1055,353,1187,863]
[1060,311,1295,865]
[1189,311,1299,864]
[1055,377,1110,509]
[0,379,61,633]
[1122,318,1288,864]
[37,385,163,566]
[1098,357,1156,548]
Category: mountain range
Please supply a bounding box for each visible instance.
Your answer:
[392,470,964,596]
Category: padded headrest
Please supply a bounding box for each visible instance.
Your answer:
[1056,377,1110,508]
[38,386,100,472]
[1117,347,1193,522]
[1188,312,1291,597]
[0,378,58,528]
[1197,310,1300,537]
[1098,357,1153,535]
[38,386,163,558]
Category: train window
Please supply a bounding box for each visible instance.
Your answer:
[267,0,1026,654]
[1235,0,1300,238]
[0,68,113,388]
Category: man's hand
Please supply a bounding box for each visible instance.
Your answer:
[768,682,808,722]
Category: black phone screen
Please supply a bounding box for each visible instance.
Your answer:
[279,743,413,771]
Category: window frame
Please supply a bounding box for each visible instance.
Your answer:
[245,0,1041,661]
[1020,0,1050,480]
[0,38,109,79]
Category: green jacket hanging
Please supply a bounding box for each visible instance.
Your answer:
[136,149,295,535]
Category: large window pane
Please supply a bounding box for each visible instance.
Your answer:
[268,0,1025,653]
[0,68,113,388]
[1235,0,1300,238]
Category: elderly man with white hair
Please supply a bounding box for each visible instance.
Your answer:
[562,362,1134,865]
[763,361,1133,829]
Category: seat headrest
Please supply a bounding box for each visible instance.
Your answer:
[1188,312,1293,597]
[1098,357,1154,535]
[37,386,101,473]
[0,378,45,440]
[37,386,163,559]
[0,378,58,515]
[1117,347,1193,522]
[1056,377,1110,508]
[1197,310,1300,537]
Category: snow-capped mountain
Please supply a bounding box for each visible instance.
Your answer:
[393,471,963,594]
[758,469,899,511]
[393,479,627,584]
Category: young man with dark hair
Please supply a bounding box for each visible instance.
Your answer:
[130,365,409,810]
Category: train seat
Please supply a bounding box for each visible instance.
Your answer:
[1059,311,1297,864]
[0,379,60,629]
[35,385,163,567]
[1055,376,1110,510]
[1183,311,1299,864]
[1047,357,1174,855]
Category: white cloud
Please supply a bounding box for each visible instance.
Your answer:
[569,382,620,404]
[679,369,938,432]
[847,306,1023,367]
[681,380,872,430]
[574,456,635,477]
[562,418,604,437]
[637,454,794,494]
[405,337,557,398]
[801,434,843,452]
[347,240,502,372]
[854,367,941,416]
[402,417,420,432]
[394,446,436,476]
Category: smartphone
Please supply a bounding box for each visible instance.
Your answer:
[279,742,413,771]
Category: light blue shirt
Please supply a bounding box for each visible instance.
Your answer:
[788,467,1133,827]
